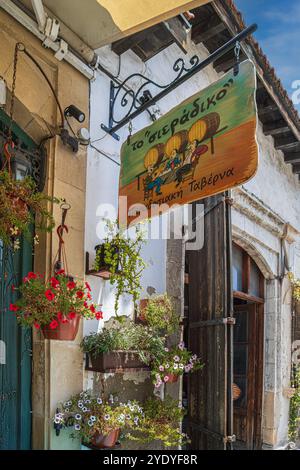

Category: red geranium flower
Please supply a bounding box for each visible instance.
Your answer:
[34,322,40,329]
[56,269,65,275]
[76,291,84,299]
[49,320,58,330]
[9,303,19,312]
[85,282,91,292]
[27,272,37,280]
[45,289,55,301]
[57,312,63,322]
[68,312,76,320]
[50,277,60,289]
[84,301,88,308]
[95,311,103,320]
[67,281,76,290]
[87,292,92,300]
[90,305,96,314]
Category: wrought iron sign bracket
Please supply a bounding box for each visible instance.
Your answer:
[100,23,257,141]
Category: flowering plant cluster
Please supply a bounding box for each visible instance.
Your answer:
[53,391,143,443]
[152,342,204,388]
[141,293,180,334]
[54,391,187,448]
[0,170,58,249]
[288,272,300,301]
[126,396,188,448]
[11,270,103,329]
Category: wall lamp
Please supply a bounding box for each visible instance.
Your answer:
[64,105,85,123]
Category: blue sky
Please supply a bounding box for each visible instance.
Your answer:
[235,0,300,112]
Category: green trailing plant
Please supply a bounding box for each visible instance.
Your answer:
[288,272,300,301]
[80,321,166,365]
[94,220,146,317]
[0,170,58,249]
[53,391,143,444]
[152,342,204,388]
[288,365,300,441]
[126,396,188,448]
[140,293,180,334]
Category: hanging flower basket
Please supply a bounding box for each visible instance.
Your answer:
[42,313,80,341]
[12,270,103,341]
[94,243,119,279]
[0,169,58,248]
[91,429,120,449]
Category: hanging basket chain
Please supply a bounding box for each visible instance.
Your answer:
[53,202,71,276]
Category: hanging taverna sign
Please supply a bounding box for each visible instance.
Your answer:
[119,60,258,223]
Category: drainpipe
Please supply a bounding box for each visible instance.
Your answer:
[0,0,96,79]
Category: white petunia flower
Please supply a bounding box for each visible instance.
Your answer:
[75,414,82,420]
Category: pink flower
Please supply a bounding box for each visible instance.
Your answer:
[163,376,169,382]
[178,342,185,351]
[159,365,164,372]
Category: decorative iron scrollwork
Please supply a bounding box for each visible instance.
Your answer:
[101,55,200,140]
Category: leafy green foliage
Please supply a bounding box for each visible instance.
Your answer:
[289,365,300,441]
[141,293,180,334]
[126,396,188,448]
[80,322,166,365]
[94,220,146,316]
[0,170,59,247]
[288,272,300,301]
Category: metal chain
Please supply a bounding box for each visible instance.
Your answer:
[7,43,21,142]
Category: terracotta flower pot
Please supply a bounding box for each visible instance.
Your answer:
[91,429,120,449]
[166,373,179,383]
[137,298,149,323]
[88,351,149,372]
[42,314,80,341]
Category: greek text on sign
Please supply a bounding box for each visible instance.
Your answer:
[119,60,258,223]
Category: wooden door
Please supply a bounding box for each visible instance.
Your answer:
[186,193,234,449]
[233,303,263,449]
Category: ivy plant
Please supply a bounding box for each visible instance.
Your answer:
[94,220,146,316]
[141,293,180,334]
[288,365,300,441]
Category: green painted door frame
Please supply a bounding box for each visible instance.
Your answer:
[0,110,37,450]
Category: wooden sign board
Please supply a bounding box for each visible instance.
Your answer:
[119,60,258,223]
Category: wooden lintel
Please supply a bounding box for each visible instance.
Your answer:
[214,57,235,73]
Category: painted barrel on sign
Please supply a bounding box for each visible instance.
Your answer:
[188,112,220,143]
[143,143,164,170]
[164,130,188,156]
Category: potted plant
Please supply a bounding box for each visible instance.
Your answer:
[93,220,146,316]
[0,169,58,248]
[152,342,204,387]
[126,396,188,448]
[12,270,103,340]
[53,391,144,449]
[81,321,165,372]
[137,293,180,334]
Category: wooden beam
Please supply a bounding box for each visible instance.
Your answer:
[257,104,278,117]
[275,136,300,151]
[263,120,290,136]
[292,164,300,174]
[192,21,227,44]
[214,57,235,73]
[284,152,300,164]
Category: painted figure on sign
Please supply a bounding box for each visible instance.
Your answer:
[175,140,208,186]
[145,166,165,196]
[165,148,181,171]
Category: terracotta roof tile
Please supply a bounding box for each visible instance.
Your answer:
[222,0,300,131]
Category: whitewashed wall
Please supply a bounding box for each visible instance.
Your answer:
[85,34,300,447]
